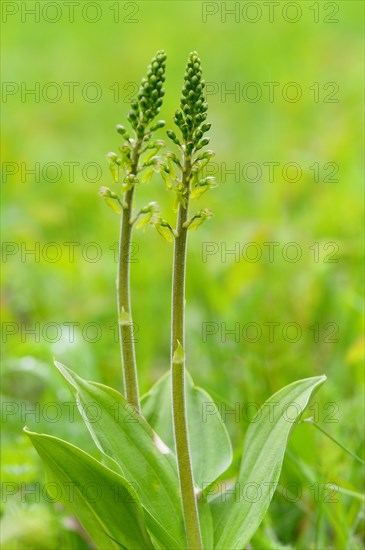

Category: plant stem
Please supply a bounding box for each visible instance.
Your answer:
[171,153,203,550]
[305,419,365,465]
[117,140,142,411]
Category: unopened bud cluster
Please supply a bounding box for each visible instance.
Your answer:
[126,50,167,138]
[168,52,211,152]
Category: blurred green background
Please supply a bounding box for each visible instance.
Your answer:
[1,1,364,548]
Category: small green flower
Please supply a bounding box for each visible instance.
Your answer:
[98,186,122,213]
[184,208,214,230]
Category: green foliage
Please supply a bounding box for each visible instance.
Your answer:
[24,429,154,550]
[211,376,326,549]
[141,371,233,488]
[53,361,186,547]
[25,363,326,548]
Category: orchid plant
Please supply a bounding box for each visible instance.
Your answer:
[25,51,326,550]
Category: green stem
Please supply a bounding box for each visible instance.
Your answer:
[117,140,142,410]
[171,154,203,550]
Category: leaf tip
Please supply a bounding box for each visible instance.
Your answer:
[316,374,327,386]
[53,361,80,391]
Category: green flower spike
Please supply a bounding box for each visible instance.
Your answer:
[102,51,168,412]
[164,51,217,227]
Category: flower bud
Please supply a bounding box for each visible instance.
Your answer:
[128,110,138,122]
[194,129,203,141]
[196,149,215,161]
[149,119,166,131]
[99,186,112,197]
[201,123,211,133]
[116,125,127,136]
[195,137,210,151]
[167,130,181,146]
[166,151,181,166]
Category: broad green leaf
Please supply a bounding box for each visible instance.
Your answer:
[198,498,214,550]
[24,429,153,550]
[211,375,326,549]
[144,513,184,550]
[141,371,233,489]
[54,361,185,548]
